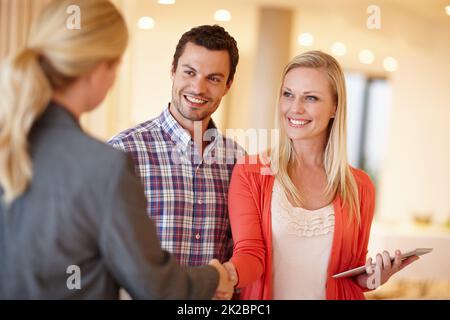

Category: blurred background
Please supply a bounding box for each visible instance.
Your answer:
[1,0,450,299]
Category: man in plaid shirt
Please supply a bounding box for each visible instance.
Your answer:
[109,25,246,267]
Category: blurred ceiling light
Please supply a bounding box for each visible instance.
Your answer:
[446,5,450,15]
[138,17,155,30]
[298,33,314,47]
[331,42,347,56]
[214,9,231,22]
[158,0,175,4]
[383,57,398,72]
[359,49,374,64]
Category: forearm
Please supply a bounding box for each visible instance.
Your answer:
[230,253,264,288]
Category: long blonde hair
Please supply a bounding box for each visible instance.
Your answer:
[0,0,128,204]
[270,50,361,225]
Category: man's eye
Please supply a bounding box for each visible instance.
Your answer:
[210,77,221,83]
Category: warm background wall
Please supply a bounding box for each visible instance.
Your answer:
[0,0,50,60]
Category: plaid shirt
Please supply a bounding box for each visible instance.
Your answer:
[108,106,246,266]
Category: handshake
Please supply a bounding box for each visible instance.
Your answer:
[209,259,238,300]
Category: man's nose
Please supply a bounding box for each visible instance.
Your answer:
[190,77,207,94]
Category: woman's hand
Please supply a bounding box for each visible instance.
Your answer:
[209,259,234,300]
[354,250,420,290]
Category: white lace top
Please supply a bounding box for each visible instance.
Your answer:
[271,179,335,300]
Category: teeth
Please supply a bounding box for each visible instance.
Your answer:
[289,118,310,126]
[186,96,207,104]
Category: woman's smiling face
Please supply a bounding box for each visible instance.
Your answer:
[279,67,337,143]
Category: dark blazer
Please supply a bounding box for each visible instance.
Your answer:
[0,102,218,299]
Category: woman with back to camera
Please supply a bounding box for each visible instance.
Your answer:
[223,51,419,299]
[0,0,233,299]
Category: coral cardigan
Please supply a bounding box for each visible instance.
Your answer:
[228,155,375,300]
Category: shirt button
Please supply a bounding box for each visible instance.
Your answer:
[195,233,200,240]
[198,199,203,204]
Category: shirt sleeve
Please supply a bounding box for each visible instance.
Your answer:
[99,155,219,299]
[228,163,266,288]
[107,136,126,152]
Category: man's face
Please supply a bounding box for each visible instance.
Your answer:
[171,42,232,122]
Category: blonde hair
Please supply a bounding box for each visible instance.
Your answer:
[0,0,128,204]
[270,50,361,225]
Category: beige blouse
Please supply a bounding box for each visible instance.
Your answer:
[271,179,335,300]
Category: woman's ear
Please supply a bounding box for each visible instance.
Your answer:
[331,104,337,118]
[87,61,108,86]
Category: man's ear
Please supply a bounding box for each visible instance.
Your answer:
[224,79,233,95]
[170,63,176,80]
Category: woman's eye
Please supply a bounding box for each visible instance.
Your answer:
[282,91,293,98]
[184,71,194,76]
[305,95,318,102]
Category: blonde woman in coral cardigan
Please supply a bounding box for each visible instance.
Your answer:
[223,51,419,300]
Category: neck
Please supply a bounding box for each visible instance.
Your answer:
[169,103,211,154]
[52,83,86,120]
[291,134,328,167]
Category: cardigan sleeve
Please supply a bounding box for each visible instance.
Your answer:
[228,163,266,288]
[352,170,377,292]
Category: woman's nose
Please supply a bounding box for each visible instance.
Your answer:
[291,100,306,114]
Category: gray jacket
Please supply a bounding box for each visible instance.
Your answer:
[0,103,218,299]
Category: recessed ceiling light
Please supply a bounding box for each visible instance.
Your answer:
[359,49,374,64]
[446,5,450,15]
[138,17,155,30]
[331,42,347,56]
[383,57,398,72]
[214,9,231,22]
[297,33,314,47]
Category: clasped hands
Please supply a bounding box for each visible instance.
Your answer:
[208,259,238,300]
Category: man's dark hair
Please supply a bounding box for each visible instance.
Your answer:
[172,25,239,85]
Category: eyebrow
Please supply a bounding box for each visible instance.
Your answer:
[282,87,322,94]
[182,64,225,78]
[303,91,321,95]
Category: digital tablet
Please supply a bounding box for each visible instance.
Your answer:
[331,248,433,279]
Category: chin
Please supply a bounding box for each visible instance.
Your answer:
[288,134,308,141]
[182,106,211,121]
[285,129,310,141]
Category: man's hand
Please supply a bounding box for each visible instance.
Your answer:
[209,259,234,300]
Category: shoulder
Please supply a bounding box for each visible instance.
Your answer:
[349,167,376,218]
[71,131,131,176]
[231,154,274,184]
[219,134,247,153]
[107,117,161,149]
[31,123,134,195]
[350,167,375,193]
[233,154,270,172]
